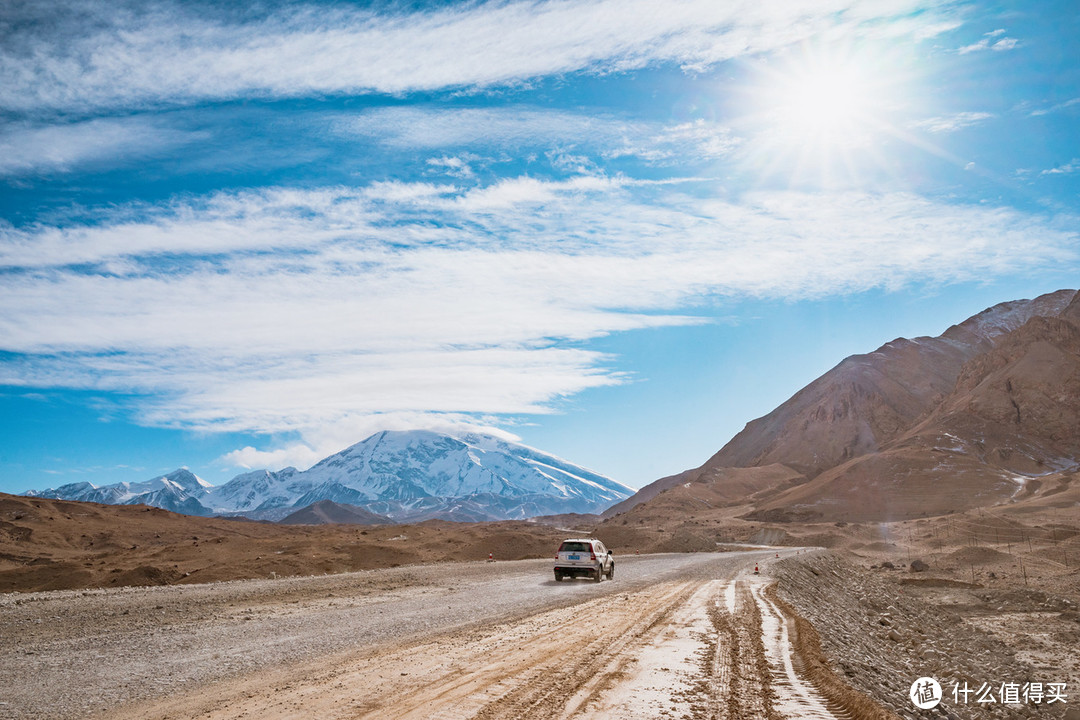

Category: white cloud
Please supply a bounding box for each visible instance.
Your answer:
[220,414,523,471]
[427,155,478,179]
[0,0,959,113]
[957,29,1019,54]
[1029,97,1080,117]
[0,117,205,175]
[343,107,614,149]
[342,106,741,165]
[910,111,993,133]
[221,443,334,473]
[0,178,1075,468]
[658,120,743,159]
[1041,159,1079,176]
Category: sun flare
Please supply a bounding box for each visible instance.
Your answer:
[784,66,867,134]
[764,51,881,147]
[738,42,906,186]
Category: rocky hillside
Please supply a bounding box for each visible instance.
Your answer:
[616,289,1080,522]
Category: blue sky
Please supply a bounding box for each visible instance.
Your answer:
[1,0,1078,494]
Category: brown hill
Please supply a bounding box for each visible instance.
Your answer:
[705,289,1076,479]
[0,493,570,593]
[620,289,1079,524]
[278,500,392,525]
[603,463,804,517]
[751,295,1080,521]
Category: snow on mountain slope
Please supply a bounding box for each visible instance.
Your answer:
[202,467,302,513]
[25,431,632,522]
[208,430,632,520]
[25,469,213,515]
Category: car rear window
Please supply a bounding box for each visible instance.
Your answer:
[559,541,590,552]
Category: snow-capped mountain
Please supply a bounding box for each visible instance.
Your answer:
[25,431,633,522]
[24,468,214,516]
[207,430,632,521]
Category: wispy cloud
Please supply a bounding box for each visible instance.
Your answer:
[957,29,1019,54]
[342,107,615,149]
[910,111,993,133]
[1029,97,1080,117]
[1041,159,1080,175]
[0,116,206,175]
[0,178,1075,470]
[0,0,959,113]
[341,106,740,164]
[41,463,145,478]
[427,154,479,179]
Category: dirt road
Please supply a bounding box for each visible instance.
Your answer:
[1,550,855,719]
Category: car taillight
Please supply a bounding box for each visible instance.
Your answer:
[590,553,597,561]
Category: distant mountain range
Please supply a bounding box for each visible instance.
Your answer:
[608,289,1080,522]
[25,430,633,523]
[24,468,216,517]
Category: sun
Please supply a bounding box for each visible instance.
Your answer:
[735,41,904,186]
[762,47,882,148]
[784,66,867,136]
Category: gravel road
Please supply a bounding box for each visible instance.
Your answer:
[1,549,812,719]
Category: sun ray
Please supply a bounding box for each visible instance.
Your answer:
[730,40,917,190]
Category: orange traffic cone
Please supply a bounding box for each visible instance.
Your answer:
[487,552,494,562]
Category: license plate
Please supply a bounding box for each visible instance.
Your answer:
[568,554,580,560]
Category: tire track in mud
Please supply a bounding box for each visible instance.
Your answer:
[551,573,787,720]
[560,579,729,720]
[706,578,785,720]
[400,580,699,720]
[750,577,848,720]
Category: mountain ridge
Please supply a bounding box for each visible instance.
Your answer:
[25,430,633,523]
[611,289,1079,522]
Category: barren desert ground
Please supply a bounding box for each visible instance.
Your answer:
[3,549,874,720]
[4,504,1080,719]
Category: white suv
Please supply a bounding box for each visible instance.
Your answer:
[554,538,614,582]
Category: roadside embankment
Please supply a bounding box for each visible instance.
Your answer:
[772,552,1073,720]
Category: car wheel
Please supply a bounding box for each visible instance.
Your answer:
[607,563,615,580]
[594,566,602,582]
[554,572,562,582]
